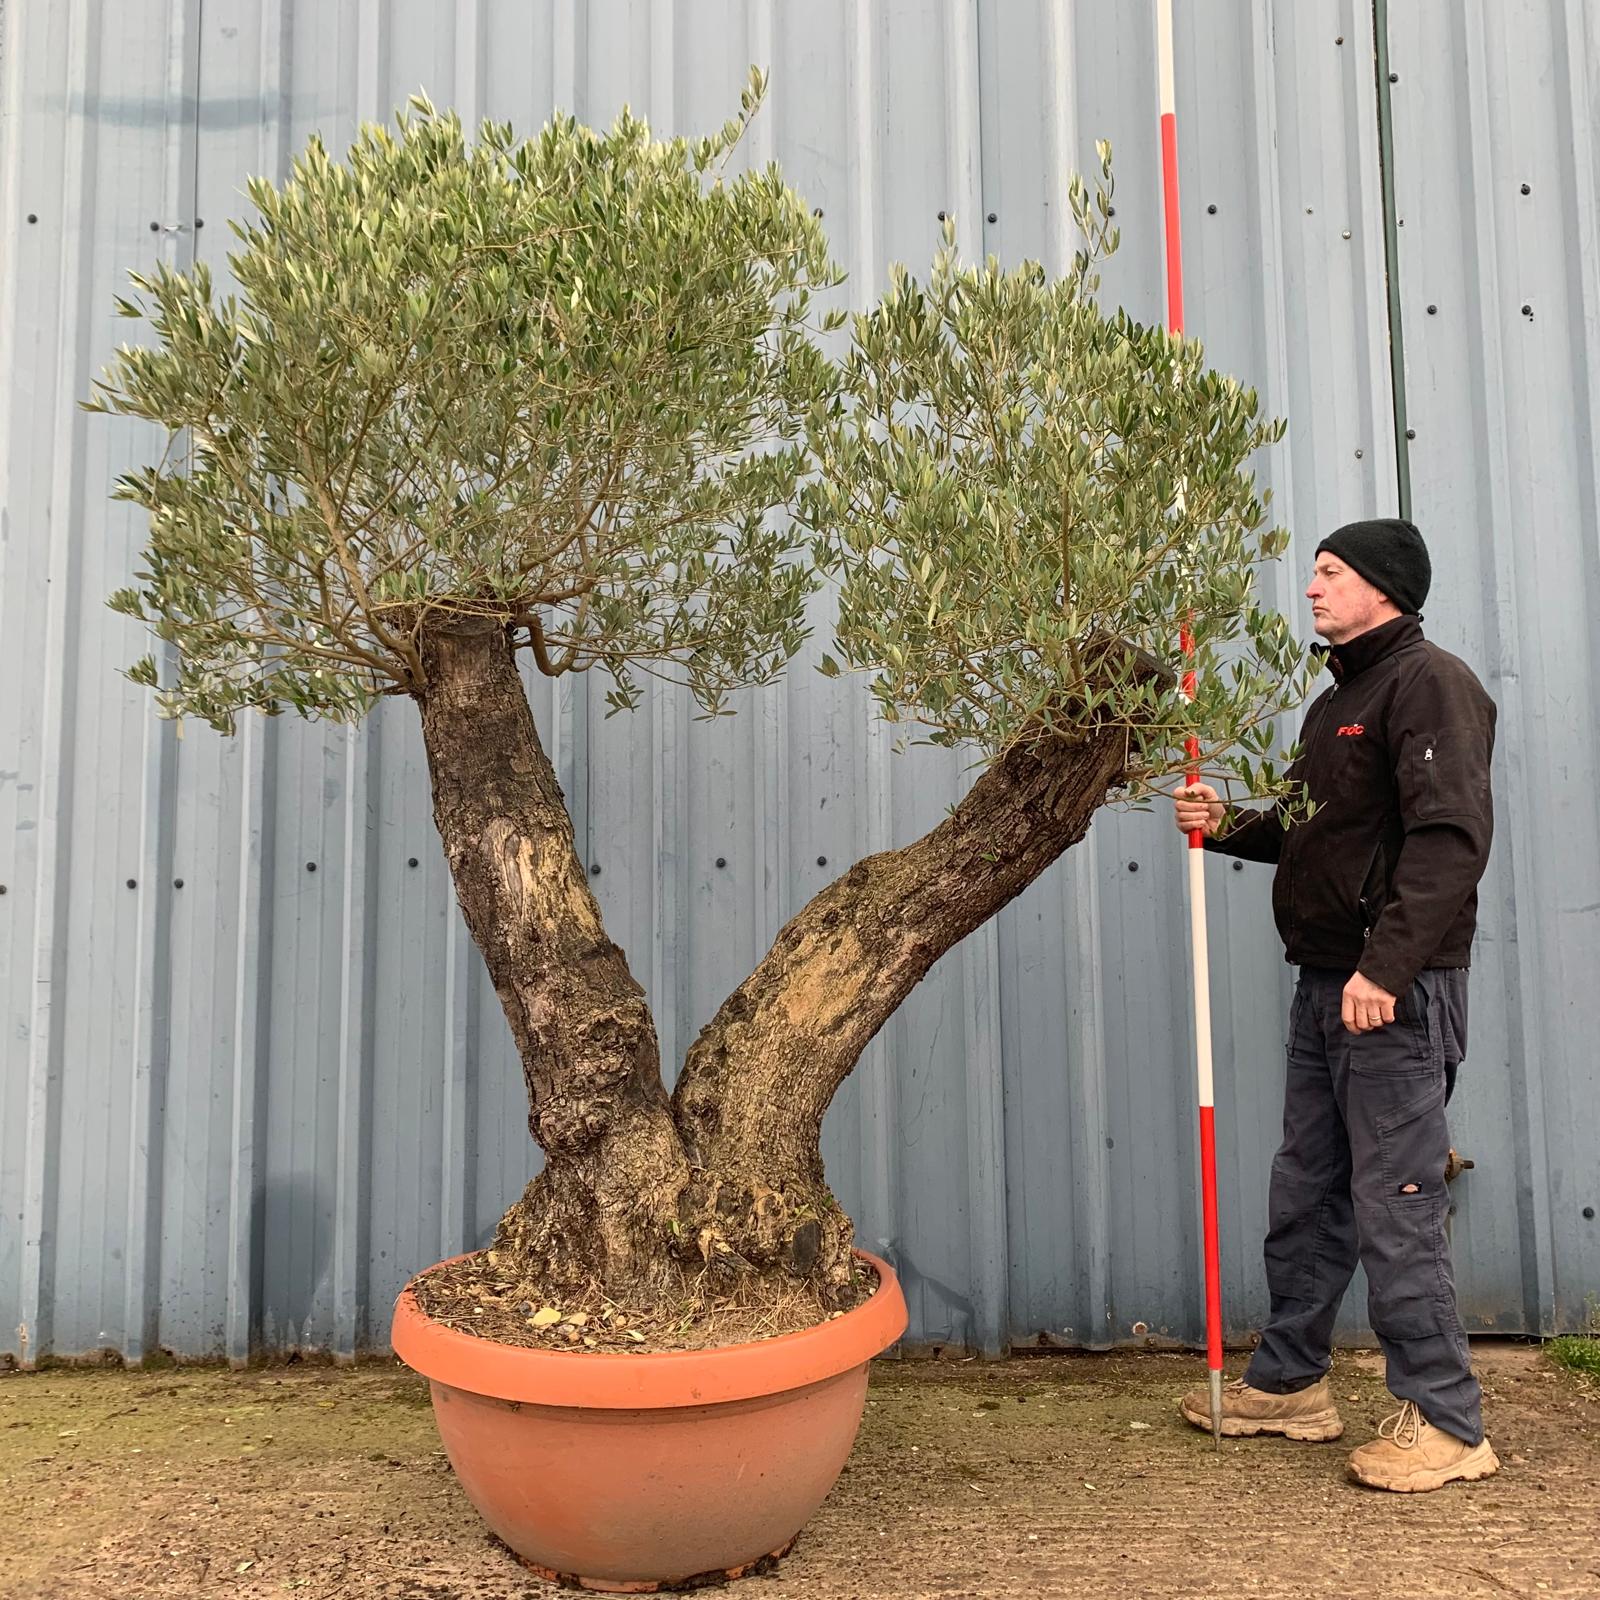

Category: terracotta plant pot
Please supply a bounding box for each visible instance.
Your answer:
[391,1249,907,1592]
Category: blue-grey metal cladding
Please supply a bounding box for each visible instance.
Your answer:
[1,0,1595,1364]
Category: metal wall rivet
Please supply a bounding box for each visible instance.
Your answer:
[1342,229,1352,240]
[1406,428,1416,440]
[27,213,37,223]
[1427,304,1438,314]
[1106,205,1116,216]
[127,878,138,889]
[937,210,947,222]
[813,207,823,218]
[1389,71,1399,83]
[715,857,727,869]
[1354,448,1364,459]
[407,857,419,868]
[1335,34,1344,44]
[1128,860,1139,873]
[986,211,997,223]
[590,863,601,876]
[306,861,317,873]
[0,884,9,894]
[173,878,184,889]
[817,855,828,867]
[1522,303,1534,316]
[1305,207,1314,215]
[1520,183,1531,196]
[1583,1206,1595,1220]
[194,218,205,228]
[149,221,159,232]
[1232,861,1244,872]
[1207,203,1217,215]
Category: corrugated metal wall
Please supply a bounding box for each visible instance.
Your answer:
[2,0,1595,1364]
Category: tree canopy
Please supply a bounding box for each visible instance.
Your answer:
[93,74,1310,800]
[94,73,840,727]
[807,152,1309,797]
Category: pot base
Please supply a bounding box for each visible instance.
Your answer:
[514,1532,798,1593]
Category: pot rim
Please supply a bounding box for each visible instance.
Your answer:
[391,1248,907,1409]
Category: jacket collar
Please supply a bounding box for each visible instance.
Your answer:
[1315,613,1424,684]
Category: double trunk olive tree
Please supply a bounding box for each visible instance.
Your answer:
[92,80,1310,1328]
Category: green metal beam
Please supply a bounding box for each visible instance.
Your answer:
[1372,0,1413,520]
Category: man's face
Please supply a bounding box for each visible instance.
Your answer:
[1305,552,1399,644]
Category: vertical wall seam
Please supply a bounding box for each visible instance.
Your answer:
[1229,0,1301,1333]
[647,0,682,1082]
[543,0,591,1241]
[1042,0,1113,1352]
[440,906,475,1258]
[122,0,201,1367]
[948,0,1008,1358]
[0,0,26,1355]
[748,0,788,965]
[1453,0,1556,1334]
[332,720,376,1356]
[225,717,272,1364]
[355,0,384,126]
[552,0,583,115]
[433,0,489,1280]
[19,0,98,1368]
[455,0,484,131]
[1039,0,1076,277]
[1245,1,1303,655]
[1550,0,1600,1316]
[334,0,385,1340]
[0,0,24,612]
[224,0,289,1364]
[847,0,898,1276]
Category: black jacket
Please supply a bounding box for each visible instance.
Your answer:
[1206,615,1496,993]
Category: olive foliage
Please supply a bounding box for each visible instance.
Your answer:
[94,79,1310,804]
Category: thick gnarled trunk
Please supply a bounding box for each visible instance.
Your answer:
[416,616,1128,1316]
[415,617,690,1297]
[672,728,1129,1299]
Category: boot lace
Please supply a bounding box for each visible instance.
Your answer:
[1376,1399,1424,1450]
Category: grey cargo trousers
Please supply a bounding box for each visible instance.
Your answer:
[1242,966,1483,1445]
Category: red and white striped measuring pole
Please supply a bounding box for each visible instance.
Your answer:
[1156,0,1225,1445]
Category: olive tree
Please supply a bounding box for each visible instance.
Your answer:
[91,78,1309,1332]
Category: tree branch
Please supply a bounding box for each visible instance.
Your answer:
[671,722,1130,1177]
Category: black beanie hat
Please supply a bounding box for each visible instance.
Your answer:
[1314,518,1431,614]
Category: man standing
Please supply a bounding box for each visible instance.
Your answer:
[1174,518,1499,1492]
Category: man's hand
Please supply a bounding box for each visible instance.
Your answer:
[1342,972,1398,1034]
[1174,784,1225,839]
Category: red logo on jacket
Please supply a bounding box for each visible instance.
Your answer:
[1336,723,1366,737]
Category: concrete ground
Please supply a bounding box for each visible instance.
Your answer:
[2,1344,1595,1600]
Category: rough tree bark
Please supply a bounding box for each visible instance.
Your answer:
[415,617,690,1297]
[671,726,1130,1301]
[416,614,1131,1312]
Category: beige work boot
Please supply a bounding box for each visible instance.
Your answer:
[1178,1375,1344,1440]
[1347,1399,1499,1492]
